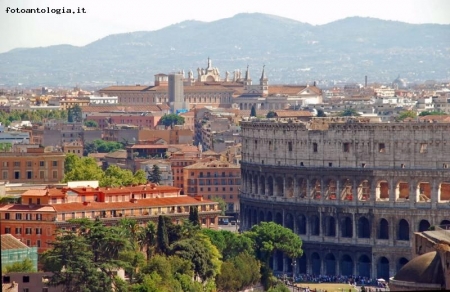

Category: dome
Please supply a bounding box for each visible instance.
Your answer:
[393,251,444,285]
[392,75,407,89]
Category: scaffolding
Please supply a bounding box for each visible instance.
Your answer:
[1,247,38,271]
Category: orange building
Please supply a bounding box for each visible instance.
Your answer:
[0,148,65,184]
[62,140,83,157]
[0,184,220,253]
[183,159,241,213]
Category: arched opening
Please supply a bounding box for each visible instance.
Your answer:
[325,216,336,237]
[357,180,370,201]
[286,177,294,198]
[275,212,283,225]
[378,218,389,239]
[260,176,266,196]
[439,181,450,202]
[311,253,321,275]
[276,250,284,273]
[325,253,336,276]
[377,257,390,280]
[252,209,258,227]
[297,177,307,198]
[341,179,353,201]
[358,217,370,238]
[396,181,410,200]
[258,210,265,224]
[285,213,294,231]
[418,219,430,232]
[275,177,284,197]
[311,179,321,200]
[340,255,354,276]
[297,214,307,235]
[358,255,371,277]
[441,220,450,229]
[417,181,431,202]
[254,176,259,195]
[397,257,409,272]
[341,216,353,238]
[398,219,409,240]
[268,176,274,196]
[248,174,253,193]
[310,215,320,236]
[325,179,337,200]
[298,255,307,274]
[376,180,389,200]
[267,211,273,222]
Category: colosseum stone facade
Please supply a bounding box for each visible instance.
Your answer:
[239,117,450,280]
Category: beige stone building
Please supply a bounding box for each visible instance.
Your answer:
[240,117,450,280]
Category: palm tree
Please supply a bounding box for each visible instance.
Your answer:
[138,221,157,261]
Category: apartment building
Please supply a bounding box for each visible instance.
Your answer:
[0,184,220,253]
[183,160,241,212]
[0,148,65,184]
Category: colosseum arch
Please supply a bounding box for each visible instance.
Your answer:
[324,216,336,237]
[416,180,431,202]
[254,175,259,195]
[310,178,321,200]
[298,255,307,274]
[377,257,390,280]
[357,216,371,238]
[340,254,354,276]
[267,176,274,196]
[441,220,450,229]
[439,181,450,202]
[397,257,409,272]
[324,178,338,200]
[311,252,321,275]
[341,178,353,201]
[258,210,265,223]
[275,250,284,272]
[378,218,389,239]
[357,179,370,201]
[376,180,389,200]
[398,219,410,240]
[251,209,258,226]
[275,212,283,225]
[267,211,273,222]
[296,177,307,198]
[395,180,410,201]
[285,213,294,231]
[297,214,307,235]
[418,219,431,232]
[358,255,371,277]
[260,175,266,196]
[286,177,294,198]
[310,215,320,236]
[275,176,284,197]
[341,216,353,238]
[248,174,253,193]
[324,253,336,275]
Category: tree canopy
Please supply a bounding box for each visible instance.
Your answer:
[148,165,162,184]
[250,105,257,117]
[419,110,447,116]
[397,110,417,121]
[83,139,124,156]
[158,114,185,127]
[68,104,82,123]
[84,120,98,128]
[338,108,361,116]
[266,111,276,118]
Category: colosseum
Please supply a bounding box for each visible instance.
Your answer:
[239,117,450,280]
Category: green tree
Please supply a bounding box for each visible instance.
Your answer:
[62,157,104,183]
[250,105,257,117]
[101,165,147,187]
[2,258,36,273]
[419,110,447,116]
[245,222,303,265]
[157,216,170,255]
[139,221,157,261]
[68,104,82,123]
[266,111,276,118]
[158,114,185,127]
[148,164,162,184]
[84,120,98,127]
[216,253,261,292]
[188,206,200,227]
[211,196,227,215]
[397,110,417,121]
[64,153,81,174]
[339,108,361,116]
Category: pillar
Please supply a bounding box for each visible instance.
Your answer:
[293,176,298,197]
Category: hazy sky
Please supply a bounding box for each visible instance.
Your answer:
[1,0,449,53]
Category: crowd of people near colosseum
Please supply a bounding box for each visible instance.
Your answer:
[294,274,377,286]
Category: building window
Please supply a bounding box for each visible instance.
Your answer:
[23,276,30,283]
[15,227,22,234]
[36,214,42,220]
[420,143,427,153]
[343,142,350,153]
[16,213,22,220]
[25,228,32,234]
[39,161,45,167]
[288,142,293,151]
[313,143,318,153]
[5,227,11,234]
[4,213,10,220]
[26,214,32,220]
[39,171,44,179]
[329,162,333,167]
[52,161,58,167]
[26,161,32,167]
[2,171,8,180]
[254,140,257,149]
[27,171,32,179]
[14,161,20,167]
[379,143,385,153]
[14,171,20,179]
[2,162,8,167]
[36,228,42,235]
[444,163,448,169]
[52,170,58,179]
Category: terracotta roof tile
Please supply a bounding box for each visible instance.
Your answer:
[1,234,30,250]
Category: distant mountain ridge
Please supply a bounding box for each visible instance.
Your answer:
[0,13,449,87]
